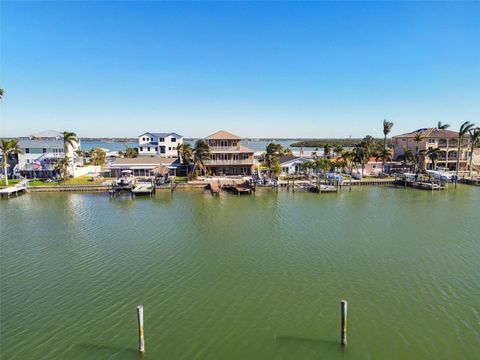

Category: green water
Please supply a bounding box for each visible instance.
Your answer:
[1,187,479,359]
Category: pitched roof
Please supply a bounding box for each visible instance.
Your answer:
[393,128,459,139]
[19,139,64,148]
[29,130,63,138]
[138,132,183,138]
[239,145,254,153]
[205,130,241,140]
[279,155,311,164]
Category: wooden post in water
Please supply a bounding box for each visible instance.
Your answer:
[137,305,145,353]
[340,300,347,346]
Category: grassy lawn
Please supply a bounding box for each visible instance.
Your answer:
[1,176,110,187]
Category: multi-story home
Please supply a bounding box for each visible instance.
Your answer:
[138,132,183,157]
[203,130,255,175]
[16,130,81,178]
[393,128,470,171]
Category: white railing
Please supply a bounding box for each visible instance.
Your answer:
[209,146,241,152]
[204,159,254,165]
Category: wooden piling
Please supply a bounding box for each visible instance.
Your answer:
[137,305,145,353]
[340,300,347,346]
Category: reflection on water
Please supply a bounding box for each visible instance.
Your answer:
[1,186,479,359]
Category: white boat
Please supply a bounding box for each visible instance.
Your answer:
[328,173,344,184]
[401,173,417,181]
[132,179,154,194]
[351,172,362,180]
[426,168,453,181]
[116,170,136,187]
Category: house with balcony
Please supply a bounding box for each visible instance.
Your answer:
[203,130,255,176]
[138,132,183,157]
[393,128,470,171]
[16,130,81,178]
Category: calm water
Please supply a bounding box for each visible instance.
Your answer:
[1,187,479,359]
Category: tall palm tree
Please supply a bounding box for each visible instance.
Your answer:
[399,146,414,167]
[1,139,23,186]
[437,121,450,130]
[382,119,394,169]
[468,127,480,177]
[353,145,369,176]
[414,132,423,172]
[193,139,210,176]
[0,88,4,100]
[177,143,193,178]
[456,121,475,176]
[426,147,442,170]
[62,131,78,179]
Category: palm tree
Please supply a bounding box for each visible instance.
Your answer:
[177,143,193,178]
[323,144,332,158]
[62,131,78,179]
[193,139,210,176]
[1,139,23,186]
[0,88,4,100]
[333,145,344,158]
[413,132,423,172]
[90,148,107,166]
[425,147,442,170]
[437,121,450,130]
[353,145,369,176]
[382,119,394,169]
[456,121,475,176]
[399,146,414,167]
[468,127,480,177]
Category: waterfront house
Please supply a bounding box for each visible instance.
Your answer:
[138,132,183,157]
[393,128,470,171]
[279,156,311,175]
[109,157,180,177]
[16,130,81,178]
[203,130,255,176]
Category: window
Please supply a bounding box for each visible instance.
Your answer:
[171,138,176,142]
[243,153,249,160]
[140,147,143,151]
[159,138,164,142]
[43,148,47,153]
[26,159,30,163]
[155,147,158,152]
[26,148,30,153]
[428,139,435,144]
[147,147,151,151]
[143,137,146,141]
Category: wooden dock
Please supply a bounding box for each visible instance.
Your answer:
[0,180,28,198]
[396,179,445,190]
[209,182,221,195]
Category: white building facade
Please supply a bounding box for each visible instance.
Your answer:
[138,132,183,157]
[16,130,81,178]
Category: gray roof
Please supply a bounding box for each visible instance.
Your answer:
[19,139,64,148]
[29,130,63,138]
[279,155,311,164]
[138,132,183,138]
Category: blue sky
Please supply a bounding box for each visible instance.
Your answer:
[1,1,479,138]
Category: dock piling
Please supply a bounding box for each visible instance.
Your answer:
[137,305,145,353]
[340,300,347,346]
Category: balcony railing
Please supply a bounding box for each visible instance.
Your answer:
[209,146,242,152]
[203,159,254,165]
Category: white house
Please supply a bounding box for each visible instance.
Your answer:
[138,132,183,157]
[16,130,81,179]
[279,156,312,175]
